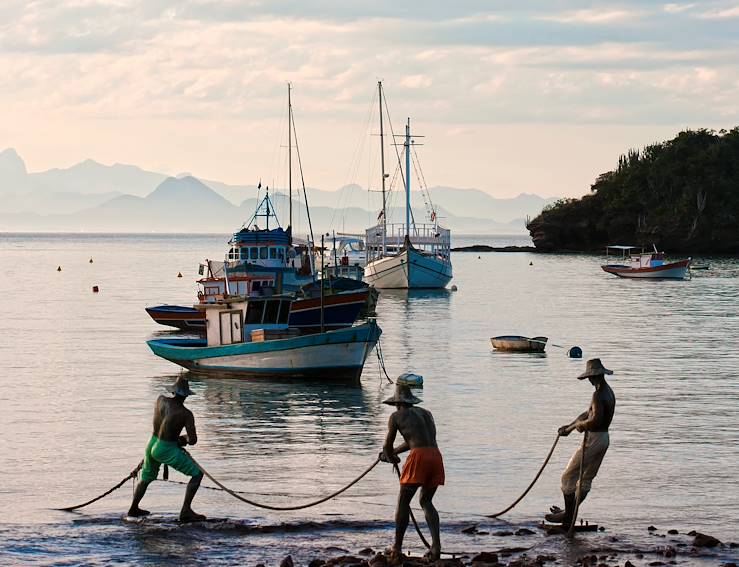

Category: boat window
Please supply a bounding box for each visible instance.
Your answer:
[277,247,285,260]
[260,247,268,260]
[253,281,262,291]
[250,247,258,260]
[245,301,265,324]
[263,299,280,324]
[269,247,277,259]
[278,300,290,324]
[240,248,249,259]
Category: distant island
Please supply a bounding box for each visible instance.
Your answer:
[526,128,739,254]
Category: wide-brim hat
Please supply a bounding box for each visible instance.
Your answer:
[577,358,613,380]
[383,384,422,406]
[170,376,195,397]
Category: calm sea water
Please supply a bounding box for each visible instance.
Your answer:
[0,233,737,566]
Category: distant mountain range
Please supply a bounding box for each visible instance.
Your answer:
[0,148,557,233]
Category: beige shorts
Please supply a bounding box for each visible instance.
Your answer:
[561,431,609,495]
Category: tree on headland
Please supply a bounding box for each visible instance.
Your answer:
[526,128,739,253]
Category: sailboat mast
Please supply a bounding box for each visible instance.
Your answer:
[378,81,387,255]
[405,118,411,237]
[288,82,293,236]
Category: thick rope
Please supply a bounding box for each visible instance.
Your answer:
[567,432,588,537]
[187,452,381,511]
[486,434,560,518]
[55,460,143,512]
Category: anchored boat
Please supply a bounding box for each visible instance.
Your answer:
[601,245,691,279]
[363,82,452,289]
[491,336,548,352]
[147,295,381,384]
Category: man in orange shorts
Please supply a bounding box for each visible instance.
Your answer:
[381,384,445,561]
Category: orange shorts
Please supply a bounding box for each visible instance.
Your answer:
[400,447,445,487]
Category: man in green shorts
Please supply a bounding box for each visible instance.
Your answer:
[128,376,205,522]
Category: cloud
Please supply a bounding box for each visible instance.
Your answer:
[698,5,739,18]
[539,9,642,24]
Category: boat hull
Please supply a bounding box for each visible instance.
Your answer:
[601,259,690,279]
[146,291,368,333]
[147,322,382,384]
[363,248,452,289]
[491,335,547,352]
[145,305,205,331]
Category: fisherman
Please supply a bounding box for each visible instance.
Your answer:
[380,384,445,561]
[546,358,616,526]
[128,376,205,522]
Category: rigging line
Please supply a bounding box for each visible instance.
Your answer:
[290,105,314,244]
[410,150,432,222]
[412,145,436,221]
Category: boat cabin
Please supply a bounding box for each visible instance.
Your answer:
[197,295,293,346]
[365,222,451,264]
[605,245,666,269]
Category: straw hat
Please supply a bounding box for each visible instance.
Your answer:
[170,376,195,397]
[382,384,422,406]
[577,358,613,380]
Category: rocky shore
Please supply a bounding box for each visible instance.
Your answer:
[263,526,737,567]
[451,245,537,253]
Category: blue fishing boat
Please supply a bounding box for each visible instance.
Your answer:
[147,295,382,384]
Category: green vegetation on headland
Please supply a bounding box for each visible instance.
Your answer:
[526,128,739,253]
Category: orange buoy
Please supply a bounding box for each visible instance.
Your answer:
[177,272,183,278]
[92,285,99,293]
[57,266,62,272]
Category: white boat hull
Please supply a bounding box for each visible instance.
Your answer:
[363,248,452,289]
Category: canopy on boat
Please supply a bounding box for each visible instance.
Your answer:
[606,245,639,250]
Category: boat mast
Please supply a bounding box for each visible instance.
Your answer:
[378,81,387,256]
[405,118,411,238]
[288,82,293,239]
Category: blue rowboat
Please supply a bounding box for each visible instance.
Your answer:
[147,320,382,384]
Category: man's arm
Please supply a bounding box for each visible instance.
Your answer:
[575,396,602,432]
[382,413,401,463]
[558,410,590,436]
[184,410,198,446]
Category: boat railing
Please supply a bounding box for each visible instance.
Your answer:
[366,223,450,245]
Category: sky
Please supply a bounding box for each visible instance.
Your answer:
[1,1,738,198]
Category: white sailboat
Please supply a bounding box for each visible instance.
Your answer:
[363,82,453,289]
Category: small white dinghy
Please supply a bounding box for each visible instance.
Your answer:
[490,335,548,353]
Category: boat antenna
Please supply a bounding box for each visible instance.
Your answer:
[378,80,387,256]
[288,82,293,241]
[290,97,315,245]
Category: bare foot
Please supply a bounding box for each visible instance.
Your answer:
[545,510,567,523]
[179,510,206,523]
[384,547,404,565]
[424,548,441,562]
[127,507,151,517]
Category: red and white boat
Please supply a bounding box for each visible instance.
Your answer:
[601,245,691,279]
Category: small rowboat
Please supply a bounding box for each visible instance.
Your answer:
[490,335,548,352]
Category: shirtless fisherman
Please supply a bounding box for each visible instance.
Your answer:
[546,358,616,526]
[381,384,445,561]
[128,377,205,522]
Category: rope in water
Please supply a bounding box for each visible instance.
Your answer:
[486,434,561,518]
[185,452,381,511]
[55,460,144,512]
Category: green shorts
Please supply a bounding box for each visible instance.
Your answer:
[140,435,201,483]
